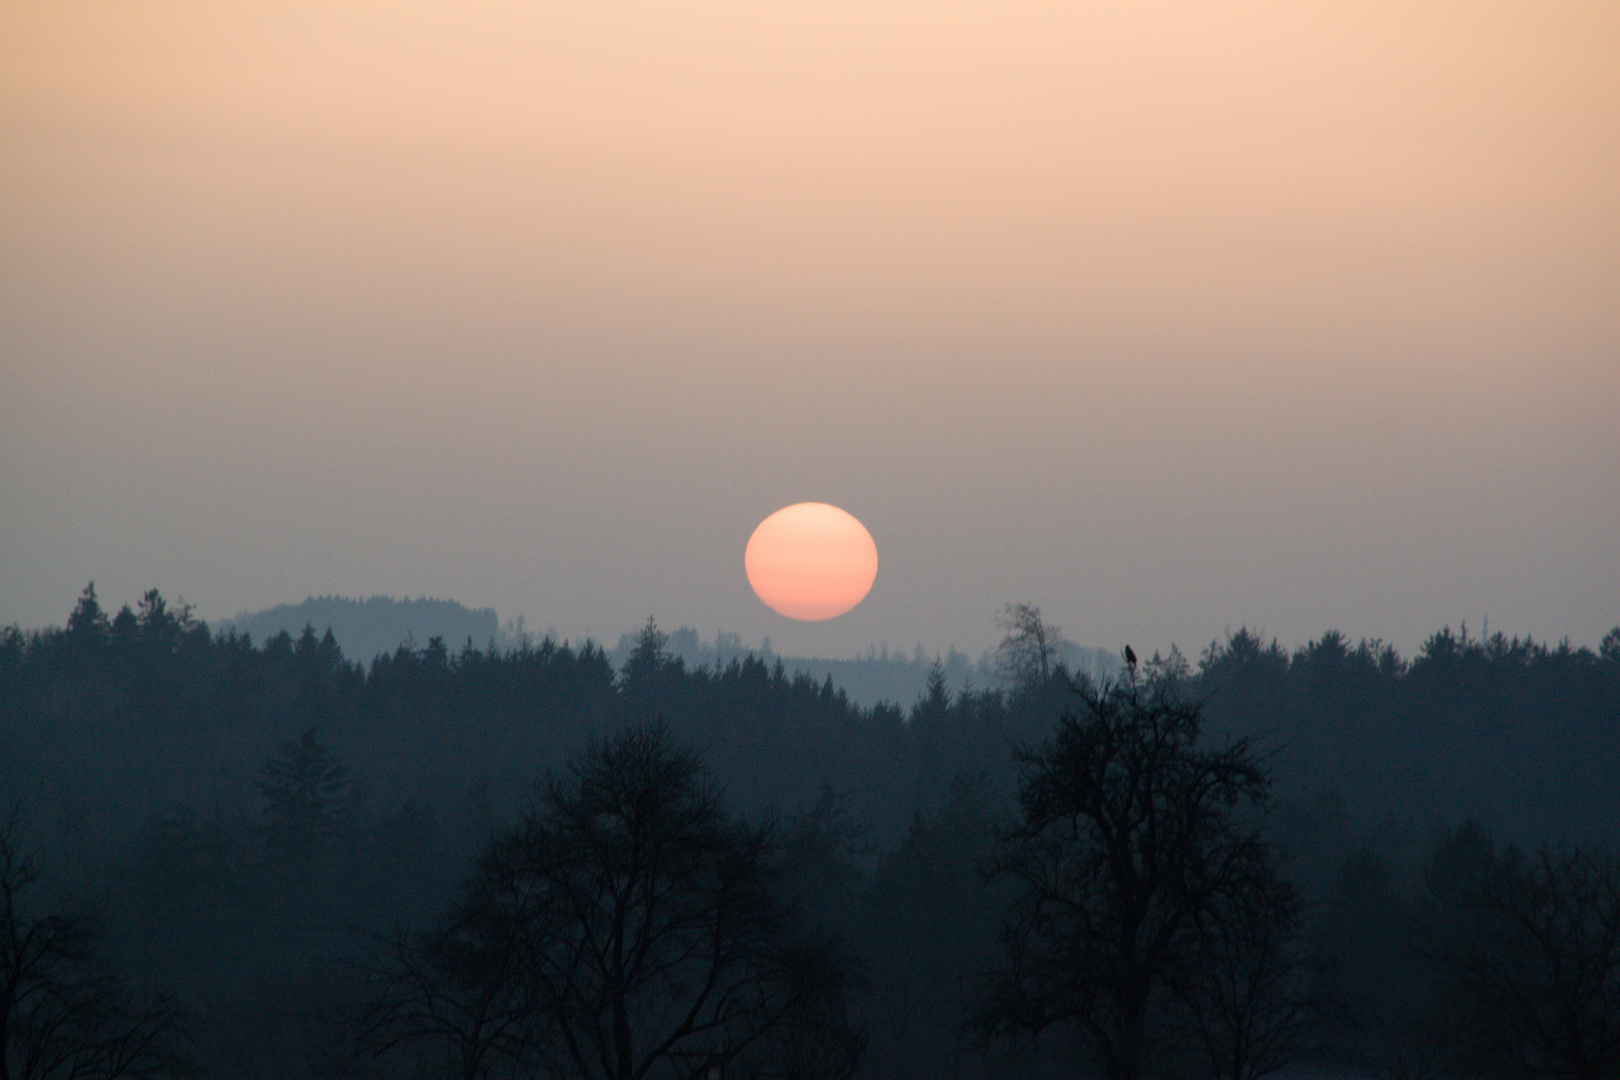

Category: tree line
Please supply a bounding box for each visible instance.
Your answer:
[1,588,1617,1077]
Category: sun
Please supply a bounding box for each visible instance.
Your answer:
[745,503,878,621]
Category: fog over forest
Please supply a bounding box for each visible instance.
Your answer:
[3,586,1616,1079]
[217,594,1118,708]
[3,7,1614,1076]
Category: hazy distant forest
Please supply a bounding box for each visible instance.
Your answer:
[3,587,1618,1080]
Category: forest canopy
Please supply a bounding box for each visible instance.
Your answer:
[1,586,1616,1077]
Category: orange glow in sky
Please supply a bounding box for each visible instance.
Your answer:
[746,504,878,621]
[0,2,1614,655]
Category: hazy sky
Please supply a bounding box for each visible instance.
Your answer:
[3,1,1616,660]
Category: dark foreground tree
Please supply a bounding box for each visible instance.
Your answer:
[1169,868,1327,1080]
[977,679,1290,1080]
[358,722,861,1080]
[1424,824,1620,1080]
[0,808,183,1080]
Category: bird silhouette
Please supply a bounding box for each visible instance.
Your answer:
[1124,644,1137,669]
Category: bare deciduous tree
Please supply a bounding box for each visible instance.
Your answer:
[0,807,183,1080]
[976,681,1285,1080]
[1170,872,1329,1080]
[352,917,539,1080]
[992,604,1061,690]
[359,723,861,1080]
[1424,828,1620,1080]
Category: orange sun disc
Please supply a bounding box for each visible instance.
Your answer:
[745,503,878,621]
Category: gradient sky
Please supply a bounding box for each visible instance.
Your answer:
[3,1,1616,660]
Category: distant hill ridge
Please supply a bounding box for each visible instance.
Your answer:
[219,595,499,664]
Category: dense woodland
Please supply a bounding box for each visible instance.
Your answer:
[2,586,1618,1078]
